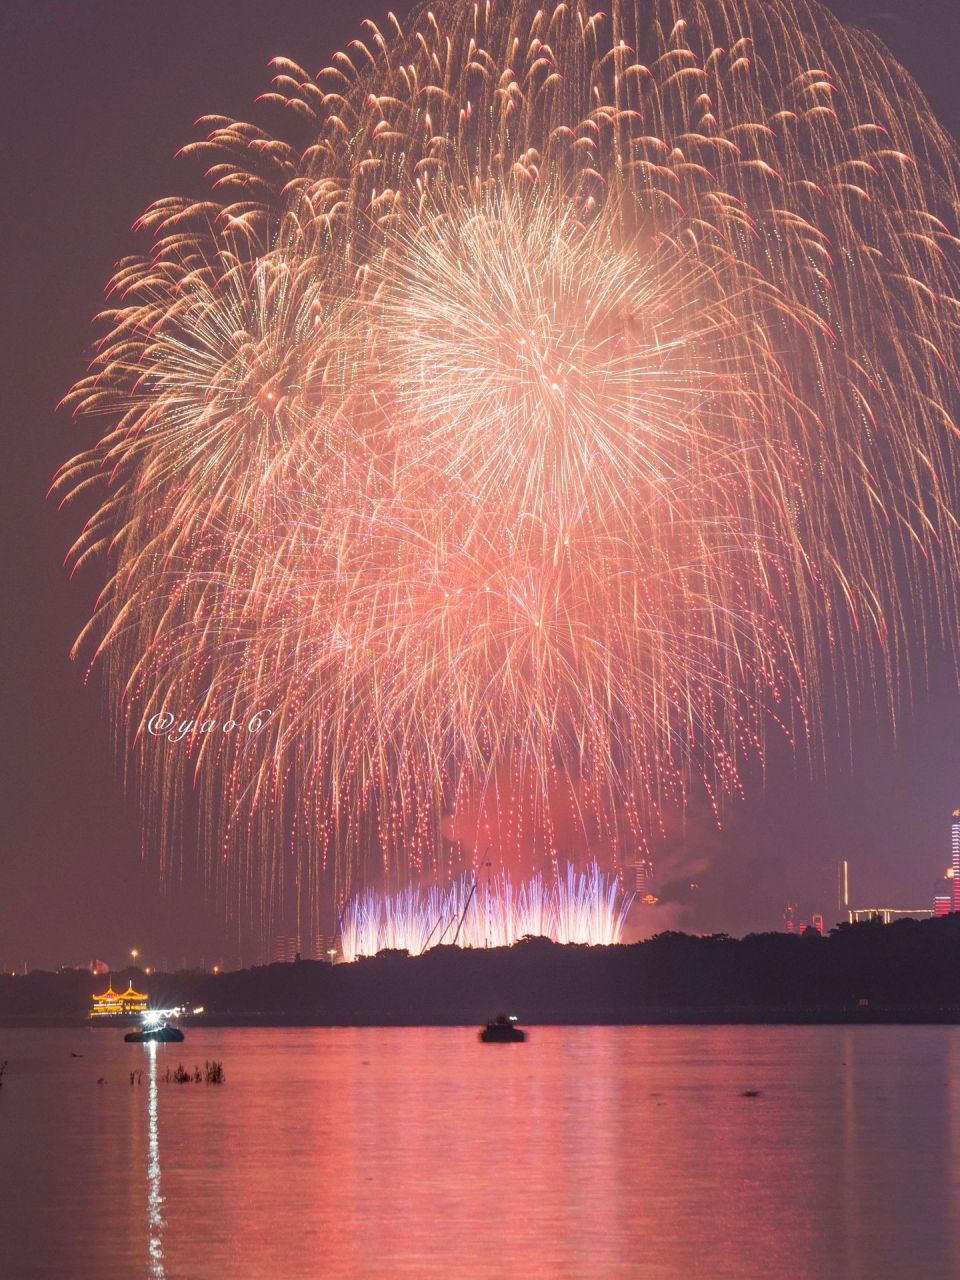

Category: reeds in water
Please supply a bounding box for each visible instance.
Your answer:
[163,1060,225,1084]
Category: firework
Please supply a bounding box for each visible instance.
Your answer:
[339,861,633,960]
[55,0,960,931]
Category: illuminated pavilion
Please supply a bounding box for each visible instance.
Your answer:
[90,981,149,1018]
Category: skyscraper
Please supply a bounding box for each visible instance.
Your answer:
[270,934,300,964]
[270,932,328,963]
[952,812,960,913]
[634,858,655,896]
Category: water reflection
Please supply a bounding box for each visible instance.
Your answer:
[2,1026,960,1278]
[145,1043,165,1278]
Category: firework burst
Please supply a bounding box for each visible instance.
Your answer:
[55,0,960,932]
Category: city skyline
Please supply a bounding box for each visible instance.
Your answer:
[10,808,960,975]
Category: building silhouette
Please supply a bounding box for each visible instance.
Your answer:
[929,811,960,916]
[634,858,655,896]
[270,932,329,964]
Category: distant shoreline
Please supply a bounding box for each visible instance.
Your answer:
[6,915,960,1029]
[5,1008,960,1029]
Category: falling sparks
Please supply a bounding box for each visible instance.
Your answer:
[54,0,960,933]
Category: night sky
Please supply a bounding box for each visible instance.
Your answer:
[3,0,959,971]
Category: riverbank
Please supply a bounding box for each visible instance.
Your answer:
[5,915,960,1026]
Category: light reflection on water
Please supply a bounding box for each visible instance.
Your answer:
[1,1025,960,1278]
[145,1042,164,1278]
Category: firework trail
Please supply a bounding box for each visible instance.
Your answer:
[55,0,960,932]
[339,861,633,960]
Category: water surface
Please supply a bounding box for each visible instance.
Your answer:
[1,1025,958,1278]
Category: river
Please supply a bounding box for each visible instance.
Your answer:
[1,1025,958,1278]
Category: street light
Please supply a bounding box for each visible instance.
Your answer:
[130,949,139,966]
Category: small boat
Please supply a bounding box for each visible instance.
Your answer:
[125,1011,185,1043]
[479,1014,527,1043]
[124,1024,185,1043]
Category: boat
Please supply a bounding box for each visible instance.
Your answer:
[479,1014,527,1043]
[124,1009,185,1043]
[124,1024,185,1043]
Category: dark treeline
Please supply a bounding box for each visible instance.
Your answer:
[5,916,960,1025]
